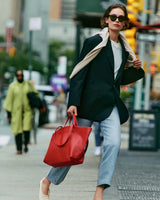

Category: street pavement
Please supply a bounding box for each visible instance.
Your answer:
[0,120,160,200]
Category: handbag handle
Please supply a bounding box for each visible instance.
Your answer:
[72,113,78,126]
[53,113,78,147]
[64,115,72,126]
[63,113,78,127]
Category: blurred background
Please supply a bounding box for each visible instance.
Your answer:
[0,0,160,130]
[0,3,160,199]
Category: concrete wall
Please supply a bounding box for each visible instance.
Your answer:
[23,0,50,64]
[0,0,21,37]
[48,19,76,48]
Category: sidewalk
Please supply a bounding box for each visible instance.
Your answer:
[0,122,160,200]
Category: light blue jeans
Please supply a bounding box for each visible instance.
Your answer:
[47,107,121,188]
[93,121,103,147]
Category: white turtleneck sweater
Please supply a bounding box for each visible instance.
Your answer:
[111,40,122,79]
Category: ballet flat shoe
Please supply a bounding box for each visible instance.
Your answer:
[39,180,50,200]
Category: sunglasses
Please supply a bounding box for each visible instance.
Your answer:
[16,74,23,77]
[108,15,126,22]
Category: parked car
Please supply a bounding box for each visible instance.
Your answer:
[35,85,56,105]
[35,85,58,123]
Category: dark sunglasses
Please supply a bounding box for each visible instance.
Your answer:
[108,15,126,22]
[16,74,23,77]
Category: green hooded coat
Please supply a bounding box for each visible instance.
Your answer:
[3,80,39,135]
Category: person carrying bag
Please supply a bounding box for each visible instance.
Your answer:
[39,4,144,200]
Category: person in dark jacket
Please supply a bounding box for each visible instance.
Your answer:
[39,4,142,200]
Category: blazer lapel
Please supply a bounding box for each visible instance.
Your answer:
[115,38,128,82]
[105,39,114,72]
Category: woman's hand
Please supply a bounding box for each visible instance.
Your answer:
[132,58,142,69]
[67,105,77,117]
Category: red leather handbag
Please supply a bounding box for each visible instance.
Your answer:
[43,114,92,167]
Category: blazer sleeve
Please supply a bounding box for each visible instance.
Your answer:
[68,35,102,107]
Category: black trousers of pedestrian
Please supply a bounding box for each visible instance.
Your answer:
[15,131,30,151]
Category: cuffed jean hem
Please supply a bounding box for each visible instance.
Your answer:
[47,166,71,185]
[97,183,110,190]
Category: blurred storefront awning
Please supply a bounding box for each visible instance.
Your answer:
[75,0,127,28]
[74,14,102,28]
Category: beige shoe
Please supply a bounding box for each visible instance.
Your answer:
[39,180,50,200]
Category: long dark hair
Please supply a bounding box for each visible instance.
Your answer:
[100,4,129,30]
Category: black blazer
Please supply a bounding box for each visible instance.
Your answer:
[68,34,129,124]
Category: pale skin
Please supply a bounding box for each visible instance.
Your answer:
[40,7,142,200]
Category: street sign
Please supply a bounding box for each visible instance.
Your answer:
[57,56,67,76]
[29,17,42,31]
[6,19,14,52]
[50,74,68,93]
[129,110,159,151]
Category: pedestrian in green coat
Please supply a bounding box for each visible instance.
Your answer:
[3,70,39,154]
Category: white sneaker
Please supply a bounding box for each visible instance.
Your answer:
[94,146,101,156]
[39,180,50,200]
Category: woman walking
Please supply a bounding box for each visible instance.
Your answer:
[39,4,142,200]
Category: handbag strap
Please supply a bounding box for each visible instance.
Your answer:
[53,114,78,147]
[53,124,73,147]
[64,115,72,126]
[72,113,78,126]
[63,113,78,127]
